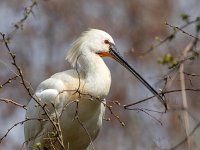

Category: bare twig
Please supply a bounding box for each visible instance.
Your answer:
[183,72,200,77]
[142,19,199,55]
[7,0,38,40]
[126,107,163,125]
[164,122,200,150]
[124,88,200,109]
[0,0,66,149]
[0,98,26,109]
[74,100,95,150]
[1,32,66,149]
[0,118,48,143]
[0,75,19,88]
[165,22,200,41]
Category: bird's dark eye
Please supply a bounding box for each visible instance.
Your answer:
[104,40,109,44]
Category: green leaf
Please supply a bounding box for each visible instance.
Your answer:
[164,53,172,63]
[35,142,41,149]
[196,17,200,32]
[196,17,200,22]
[180,13,190,23]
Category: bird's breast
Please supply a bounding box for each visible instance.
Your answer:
[84,63,111,98]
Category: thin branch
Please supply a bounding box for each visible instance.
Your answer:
[142,19,199,55]
[124,88,200,109]
[183,71,200,77]
[0,32,66,149]
[51,103,66,150]
[0,98,26,109]
[0,118,47,143]
[165,22,200,41]
[124,95,155,109]
[0,0,67,149]
[164,122,200,150]
[7,0,38,40]
[0,75,19,88]
[74,100,95,150]
[127,107,163,125]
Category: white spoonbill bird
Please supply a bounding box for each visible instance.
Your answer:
[24,29,165,150]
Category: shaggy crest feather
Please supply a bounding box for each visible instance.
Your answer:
[66,29,113,67]
[66,32,85,67]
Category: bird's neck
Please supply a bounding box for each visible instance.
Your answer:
[78,53,111,98]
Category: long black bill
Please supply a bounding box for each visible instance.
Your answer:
[109,43,167,110]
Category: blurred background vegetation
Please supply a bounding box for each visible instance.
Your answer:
[0,0,200,149]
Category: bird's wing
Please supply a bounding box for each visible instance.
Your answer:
[24,77,69,149]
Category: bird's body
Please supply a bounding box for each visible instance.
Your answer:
[25,69,109,150]
[24,29,165,150]
[24,29,112,150]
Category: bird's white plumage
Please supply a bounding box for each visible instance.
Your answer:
[24,29,114,150]
[67,29,114,68]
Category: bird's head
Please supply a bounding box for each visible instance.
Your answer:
[66,29,127,69]
[66,29,117,67]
